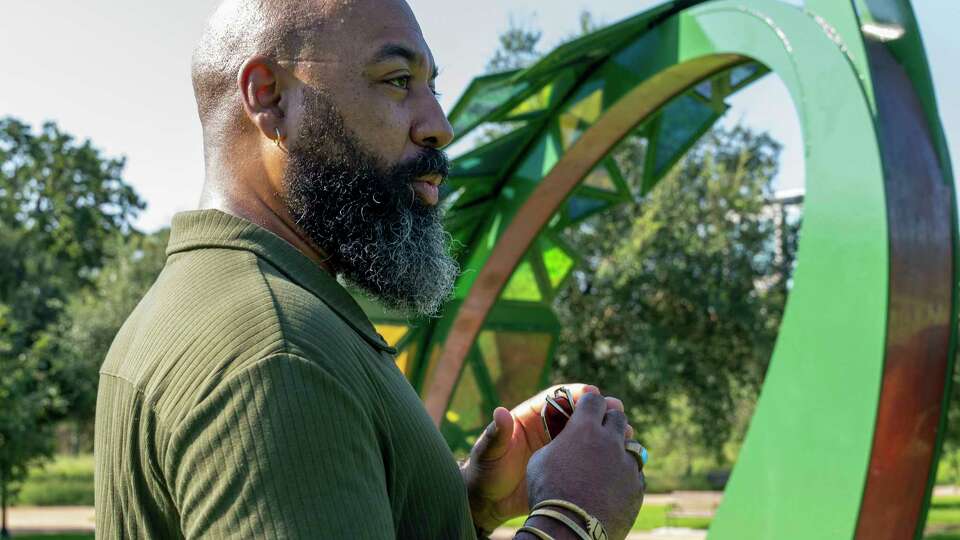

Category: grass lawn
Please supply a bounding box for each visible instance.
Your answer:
[2,498,958,539]
[926,495,960,539]
[499,495,960,536]
[13,454,94,506]
[504,502,710,531]
[6,453,960,538]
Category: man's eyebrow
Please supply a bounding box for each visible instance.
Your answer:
[370,43,439,80]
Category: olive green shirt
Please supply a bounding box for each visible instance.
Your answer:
[95,209,475,539]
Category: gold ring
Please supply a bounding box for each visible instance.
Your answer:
[625,440,648,469]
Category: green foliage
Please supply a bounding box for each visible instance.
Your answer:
[13,454,93,506]
[554,126,797,455]
[35,229,169,425]
[503,503,711,532]
[939,361,960,481]
[0,117,143,522]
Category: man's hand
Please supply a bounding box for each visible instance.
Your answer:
[460,384,632,533]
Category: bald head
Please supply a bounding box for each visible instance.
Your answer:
[192,0,324,139]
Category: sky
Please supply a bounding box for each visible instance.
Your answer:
[0,1,956,232]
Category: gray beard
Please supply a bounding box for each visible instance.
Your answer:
[281,88,459,317]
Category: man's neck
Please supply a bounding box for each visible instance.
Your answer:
[199,185,336,274]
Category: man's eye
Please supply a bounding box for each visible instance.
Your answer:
[387,76,411,90]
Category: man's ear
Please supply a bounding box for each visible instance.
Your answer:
[238,55,287,143]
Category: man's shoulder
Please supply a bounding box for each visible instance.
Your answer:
[101,247,283,386]
[100,247,371,409]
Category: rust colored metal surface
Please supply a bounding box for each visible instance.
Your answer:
[424,54,747,424]
[854,41,955,540]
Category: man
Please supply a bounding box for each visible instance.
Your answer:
[95,0,645,538]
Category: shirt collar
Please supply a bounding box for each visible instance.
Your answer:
[165,209,395,353]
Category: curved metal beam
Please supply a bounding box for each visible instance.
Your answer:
[425,53,746,422]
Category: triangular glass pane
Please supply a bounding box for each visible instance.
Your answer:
[502,259,543,301]
[374,324,407,346]
[450,125,535,178]
[515,133,561,182]
[582,164,617,192]
[450,74,529,137]
[651,93,720,178]
[541,239,576,288]
[731,63,761,88]
[566,195,608,222]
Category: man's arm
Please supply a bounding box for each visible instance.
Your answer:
[163,352,394,539]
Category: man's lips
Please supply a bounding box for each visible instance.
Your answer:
[417,173,443,186]
[411,174,444,205]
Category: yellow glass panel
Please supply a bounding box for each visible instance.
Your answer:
[395,350,409,376]
[375,324,408,346]
[568,88,603,123]
[507,84,554,117]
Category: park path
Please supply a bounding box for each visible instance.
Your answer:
[4,494,694,535]
[5,505,95,533]
[11,488,957,536]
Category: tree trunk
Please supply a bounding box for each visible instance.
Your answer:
[73,419,81,456]
[1,467,9,539]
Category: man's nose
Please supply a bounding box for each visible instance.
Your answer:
[411,94,454,149]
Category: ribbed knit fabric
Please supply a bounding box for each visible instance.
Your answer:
[95,209,475,539]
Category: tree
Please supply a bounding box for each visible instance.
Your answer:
[554,126,795,455]
[33,229,169,451]
[0,118,143,534]
[485,16,542,74]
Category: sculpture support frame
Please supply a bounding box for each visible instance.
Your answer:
[411,1,956,537]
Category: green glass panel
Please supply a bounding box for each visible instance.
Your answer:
[450,124,535,178]
[643,92,723,194]
[566,195,608,222]
[517,5,672,83]
[449,75,529,137]
[730,62,762,88]
[542,241,575,288]
[515,133,561,182]
[610,27,669,80]
[502,259,542,301]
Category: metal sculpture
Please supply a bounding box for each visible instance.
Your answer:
[356,0,955,537]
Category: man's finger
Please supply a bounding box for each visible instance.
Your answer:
[603,409,628,436]
[625,423,635,440]
[570,391,606,426]
[605,396,624,413]
[471,407,514,462]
